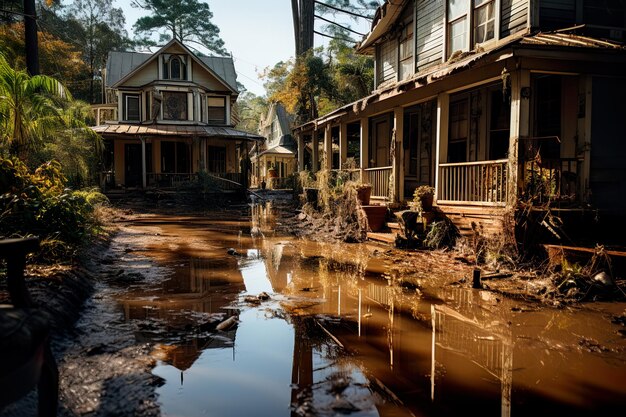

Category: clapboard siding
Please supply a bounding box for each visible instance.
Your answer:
[501,0,528,37]
[416,0,444,70]
[377,38,398,86]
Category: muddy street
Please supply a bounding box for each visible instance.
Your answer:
[5,198,626,417]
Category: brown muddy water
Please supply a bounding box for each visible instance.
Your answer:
[112,202,626,417]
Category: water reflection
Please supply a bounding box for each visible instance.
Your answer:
[113,208,626,416]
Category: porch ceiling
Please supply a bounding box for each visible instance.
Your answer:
[91,123,263,141]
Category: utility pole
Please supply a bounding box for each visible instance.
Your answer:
[292,0,314,57]
[24,0,39,75]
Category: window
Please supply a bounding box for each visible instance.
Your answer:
[447,0,469,56]
[399,22,414,79]
[488,86,510,160]
[473,0,495,45]
[207,146,226,172]
[171,57,181,79]
[162,91,188,121]
[448,98,469,163]
[208,97,226,124]
[347,122,360,164]
[124,94,140,121]
[163,55,187,80]
[161,141,190,173]
[447,0,496,56]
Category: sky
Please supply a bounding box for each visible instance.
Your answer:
[113,0,373,97]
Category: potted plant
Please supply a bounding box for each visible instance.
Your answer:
[412,185,435,214]
[355,182,372,205]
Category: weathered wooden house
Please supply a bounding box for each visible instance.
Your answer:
[250,102,296,188]
[92,39,262,189]
[293,0,626,240]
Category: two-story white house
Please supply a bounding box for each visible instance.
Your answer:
[92,39,262,189]
[294,0,626,241]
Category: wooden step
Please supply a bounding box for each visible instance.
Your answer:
[367,232,396,244]
[386,222,401,230]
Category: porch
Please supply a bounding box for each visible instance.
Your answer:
[92,123,262,191]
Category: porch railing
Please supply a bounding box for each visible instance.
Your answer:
[147,173,198,187]
[363,166,392,200]
[438,159,508,205]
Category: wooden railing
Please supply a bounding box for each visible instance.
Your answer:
[364,166,392,199]
[147,173,198,187]
[438,159,508,205]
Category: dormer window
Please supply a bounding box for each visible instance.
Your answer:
[163,55,187,80]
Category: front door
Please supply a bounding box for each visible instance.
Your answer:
[125,144,142,187]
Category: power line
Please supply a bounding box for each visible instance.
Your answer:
[313,30,356,44]
[314,1,374,21]
[314,14,366,36]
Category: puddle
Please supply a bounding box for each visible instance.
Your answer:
[113,204,626,416]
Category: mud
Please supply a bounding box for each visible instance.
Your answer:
[2,190,625,416]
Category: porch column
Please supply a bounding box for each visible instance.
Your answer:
[312,129,319,172]
[509,69,530,207]
[581,76,592,201]
[435,93,450,203]
[393,107,405,202]
[339,122,348,168]
[359,117,369,180]
[201,137,208,171]
[140,137,147,189]
[324,124,332,170]
[297,132,305,171]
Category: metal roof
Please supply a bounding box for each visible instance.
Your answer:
[258,145,296,157]
[519,32,626,49]
[92,124,263,142]
[105,51,152,87]
[105,42,238,92]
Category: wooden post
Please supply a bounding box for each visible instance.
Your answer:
[509,69,530,208]
[324,124,332,170]
[297,132,305,171]
[393,107,405,202]
[339,122,348,168]
[360,117,369,180]
[312,129,319,172]
[472,268,482,289]
[140,137,147,189]
[435,93,450,203]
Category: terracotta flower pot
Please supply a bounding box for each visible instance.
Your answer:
[357,185,372,205]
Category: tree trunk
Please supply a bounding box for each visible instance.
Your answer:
[299,0,314,54]
[24,0,39,75]
[291,0,300,56]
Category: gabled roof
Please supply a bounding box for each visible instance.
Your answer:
[106,39,238,93]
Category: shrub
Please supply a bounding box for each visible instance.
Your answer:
[0,156,105,261]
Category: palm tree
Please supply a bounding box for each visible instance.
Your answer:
[0,53,71,160]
